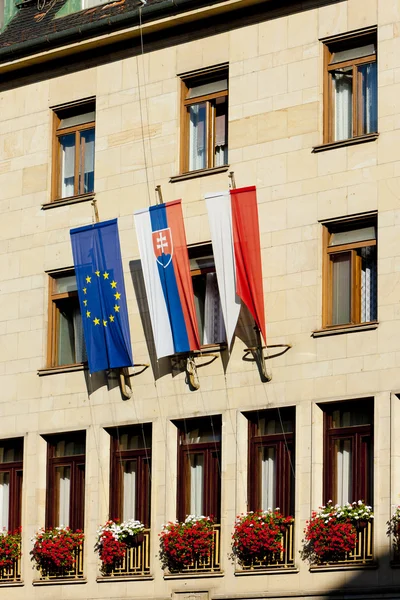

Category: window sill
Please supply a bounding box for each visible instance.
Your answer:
[312,321,379,338]
[97,575,153,582]
[312,132,379,153]
[235,568,298,576]
[32,578,87,585]
[42,192,95,210]
[170,165,229,183]
[37,363,87,376]
[0,581,23,587]
[309,563,377,572]
[164,571,224,580]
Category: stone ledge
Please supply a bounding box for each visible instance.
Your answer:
[235,568,298,576]
[96,575,154,582]
[164,571,224,580]
[42,193,95,210]
[32,578,87,586]
[170,166,229,183]
[37,364,87,376]
[312,322,379,338]
[312,133,379,153]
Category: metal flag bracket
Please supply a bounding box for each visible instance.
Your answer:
[171,346,225,390]
[243,335,292,383]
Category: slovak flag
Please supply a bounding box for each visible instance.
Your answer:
[134,200,201,359]
[205,186,266,346]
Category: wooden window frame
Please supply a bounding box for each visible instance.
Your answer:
[322,217,377,329]
[323,32,377,144]
[176,416,221,523]
[47,269,84,368]
[109,425,152,527]
[45,432,86,531]
[247,408,295,516]
[323,400,373,505]
[0,438,23,532]
[180,67,228,174]
[52,103,95,202]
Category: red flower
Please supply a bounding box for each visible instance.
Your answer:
[159,517,215,572]
[30,527,84,576]
[0,528,21,572]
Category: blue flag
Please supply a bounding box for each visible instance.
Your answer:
[70,219,133,374]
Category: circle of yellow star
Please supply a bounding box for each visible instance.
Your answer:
[93,317,100,325]
[83,287,87,294]
[83,299,88,306]
[114,304,120,312]
[109,315,115,322]
[114,292,121,300]
[86,311,91,318]
[86,276,91,283]
[111,281,117,288]
[103,320,107,327]
[103,272,109,279]
[95,270,100,277]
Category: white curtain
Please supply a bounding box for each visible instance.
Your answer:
[190,454,204,516]
[123,462,136,521]
[261,447,276,511]
[0,473,9,531]
[73,307,87,363]
[57,466,71,527]
[334,71,353,141]
[189,104,206,171]
[61,135,75,198]
[203,273,226,345]
[336,440,352,505]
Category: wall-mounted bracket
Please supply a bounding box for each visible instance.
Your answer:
[228,171,236,189]
[243,342,292,383]
[155,185,164,204]
[171,345,226,390]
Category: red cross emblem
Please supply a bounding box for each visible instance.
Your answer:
[152,228,173,267]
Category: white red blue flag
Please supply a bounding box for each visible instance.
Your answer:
[134,200,200,359]
[205,186,266,346]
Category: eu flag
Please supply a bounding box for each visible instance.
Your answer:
[70,219,133,374]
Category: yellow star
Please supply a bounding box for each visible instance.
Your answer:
[83,287,87,294]
[83,300,88,306]
[114,304,120,313]
[95,270,100,277]
[103,272,109,279]
[111,280,117,288]
[114,292,121,300]
[86,311,91,318]
[109,315,115,323]
[93,318,100,326]
[103,320,107,327]
[86,276,91,284]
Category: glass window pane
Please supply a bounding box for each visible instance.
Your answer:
[55,465,71,527]
[359,62,377,134]
[329,226,376,246]
[57,298,86,366]
[55,438,85,457]
[187,79,227,99]
[331,253,351,325]
[79,128,95,194]
[214,96,228,167]
[192,272,226,345]
[0,441,23,463]
[59,134,75,198]
[334,439,352,504]
[122,460,137,521]
[256,414,294,436]
[183,420,221,444]
[189,453,204,516]
[59,112,95,129]
[54,274,77,293]
[189,103,207,171]
[118,427,151,451]
[0,472,10,530]
[332,406,372,428]
[332,67,353,141]
[260,446,276,511]
[330,44,376,64]
[360,246,377,323]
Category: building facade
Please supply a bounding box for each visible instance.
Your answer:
[0,0,400,598]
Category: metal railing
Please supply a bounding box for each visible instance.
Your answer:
[101,529,151,577]
[172,523,221,574]
[0,556,21,583]
[316,520,374,567]
[237,521,295,571]
[36,543,84,580]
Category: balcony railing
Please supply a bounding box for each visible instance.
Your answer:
[168,524,221,574]
[313,520,374,568]
[101,529,151,578]
[36,543,84,581]
[237,521,295,571]
[0,556,21,583]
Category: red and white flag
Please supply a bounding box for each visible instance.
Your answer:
[205,186,266,346]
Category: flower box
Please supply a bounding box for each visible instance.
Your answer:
[30,527,84,579]
[95,519,146,576]
[0,528,21,583]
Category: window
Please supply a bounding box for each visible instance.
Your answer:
[189,245,226,346]
[322,216,377,328]
[324,31,377,142]
[47,270,87,368]
[46,432,86,530]
[109,425,152,526]
[247,408,295,516]
[180,67,228,173]
[0,439,23,532]
[53,102,95,200]
[176,417,221,522]
[324,400,373,505]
